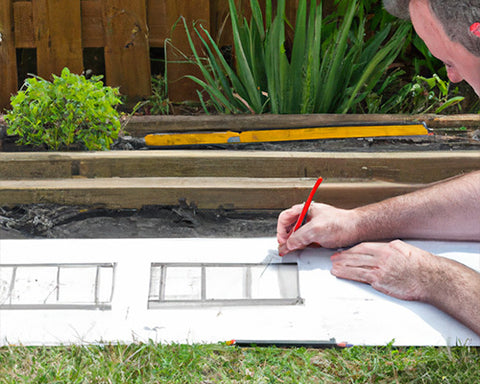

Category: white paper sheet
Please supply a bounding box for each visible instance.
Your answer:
[0,238,478,346]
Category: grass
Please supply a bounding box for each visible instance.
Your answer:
[0,342,479,383]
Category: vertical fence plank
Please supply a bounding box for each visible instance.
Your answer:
[0,0,18,111]
[285,0,300,26]
[163,0,210,103]
[209,0,256,48]
[147,0,168,47]
[210,0,299,49]
[32,0,83,79]
[13,1,35,48]
[103,0,151,102]
[81,0,105,48]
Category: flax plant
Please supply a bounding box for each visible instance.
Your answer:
[185,0,409,114]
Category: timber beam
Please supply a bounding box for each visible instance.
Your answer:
[0,177,424,210]
[0,151,478,183]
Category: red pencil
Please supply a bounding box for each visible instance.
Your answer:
[292,177,323,232]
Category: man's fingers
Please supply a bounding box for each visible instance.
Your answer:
[330,263,376,285]
[276,204,304,243]
[330,240,429,301]
[330,243,385,284]
[331,251,378,268]
[278,221,322,256]
[278,243,288,256]
[285,223,320,251]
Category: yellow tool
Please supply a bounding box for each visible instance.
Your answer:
[144,123,429,147]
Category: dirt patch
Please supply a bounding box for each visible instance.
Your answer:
[0,203,280,239]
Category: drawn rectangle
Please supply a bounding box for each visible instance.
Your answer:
[149,262,303,308]
[58,266,97,303]
[205,266,245,300]
[251,264,300,300]
[0,263,115,310]
[11,266,58,305]
[163,266,202,301]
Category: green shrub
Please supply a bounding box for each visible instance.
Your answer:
[6,68,122,150]
[184,0,409,114]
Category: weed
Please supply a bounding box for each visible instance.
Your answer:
[366,72,465,114]
[147,75,171,115]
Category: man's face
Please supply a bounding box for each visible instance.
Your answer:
[410,0,480,96]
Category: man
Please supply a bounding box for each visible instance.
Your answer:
[277,0,480,335]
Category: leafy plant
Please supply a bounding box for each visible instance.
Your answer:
[353,0,446,79]
[183,0,410,114]
[6,68,122,150]
[365,72,465,114]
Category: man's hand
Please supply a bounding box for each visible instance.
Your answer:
[331,239,480,335]
[330,240,434,301]
[278,171,480,256]
[277,203,361,256]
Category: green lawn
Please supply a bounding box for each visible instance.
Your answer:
[0,342,479,383]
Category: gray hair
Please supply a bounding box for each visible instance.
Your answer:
[383,0,480,56]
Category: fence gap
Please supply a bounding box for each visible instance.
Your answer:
[16,48,36,86]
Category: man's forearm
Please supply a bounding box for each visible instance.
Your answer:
[353,171,480,242]
[425,256,480,335]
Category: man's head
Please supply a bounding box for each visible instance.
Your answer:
[383,0,480,95]
[384,0,480,56]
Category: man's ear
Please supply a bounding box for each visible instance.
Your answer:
[470,22,480,38]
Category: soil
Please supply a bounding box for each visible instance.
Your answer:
[0,203,280,240]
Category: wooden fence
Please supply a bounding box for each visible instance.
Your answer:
[0,0,301,111]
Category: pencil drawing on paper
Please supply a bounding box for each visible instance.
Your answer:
[148,262,303,308]
[0,263,115,310]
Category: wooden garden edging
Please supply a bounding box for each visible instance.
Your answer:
[1,151,479,183]
[0,176,424,210]
[1,150,479,210]
[123,113,480,135]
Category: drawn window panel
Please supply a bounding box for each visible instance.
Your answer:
[205,266,245,300]
[163,266,202,301]
[11,266,58,305]
[149,263,303,308]
[0,263,115,310]
[250,264,300,300]
[0,267,15,304]
[149,265,162,301]
[58,266,97,303]
[96,265,114,303]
